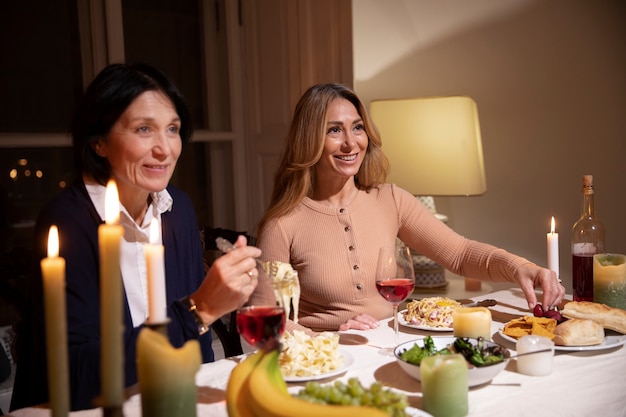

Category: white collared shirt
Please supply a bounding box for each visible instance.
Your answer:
[85,182,173,327]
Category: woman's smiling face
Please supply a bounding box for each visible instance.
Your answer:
[98,90,182,199]
[316,98,368,181]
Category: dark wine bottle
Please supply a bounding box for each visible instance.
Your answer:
[571,175,605,301]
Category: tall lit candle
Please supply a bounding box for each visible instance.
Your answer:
[547,216,559,280]
[41,226,69,416]
[99,180,124,407]
[145,218,167,323]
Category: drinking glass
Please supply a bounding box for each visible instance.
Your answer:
[236,305,285,351]
[375,245,415,355]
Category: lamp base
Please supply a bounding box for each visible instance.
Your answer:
[412,254,447,288]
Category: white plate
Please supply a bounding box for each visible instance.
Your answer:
[497,330,626,352]
[282,351,354,382]
[398,309,453,332]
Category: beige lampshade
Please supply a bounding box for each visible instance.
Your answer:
[370,96,486,196]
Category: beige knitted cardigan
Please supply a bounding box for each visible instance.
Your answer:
[249,184,530,332]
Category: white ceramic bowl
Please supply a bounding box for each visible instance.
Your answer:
[394,336,509,387]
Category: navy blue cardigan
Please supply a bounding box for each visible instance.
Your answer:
[11,181,213,411]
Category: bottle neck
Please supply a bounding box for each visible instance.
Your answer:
[582,188,595,218]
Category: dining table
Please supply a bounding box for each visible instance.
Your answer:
[7,286,626,417]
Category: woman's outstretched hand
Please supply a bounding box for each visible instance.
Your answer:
[514,263,566,311]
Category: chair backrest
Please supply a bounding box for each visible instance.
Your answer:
[201,226,256,358]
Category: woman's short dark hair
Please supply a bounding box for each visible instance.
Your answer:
[71,63,193,185]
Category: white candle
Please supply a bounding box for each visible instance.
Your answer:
[99,180,124,407]
[547,216,559,280]
[41,226,69,416]
[516,335,554,376]
[145,218,167,323]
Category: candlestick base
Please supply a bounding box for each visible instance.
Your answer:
[144,318,171,338]
[102,405,125,417]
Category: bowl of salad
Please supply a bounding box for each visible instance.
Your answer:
[394,336,510,387]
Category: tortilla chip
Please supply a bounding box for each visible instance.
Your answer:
[503,316,557,340]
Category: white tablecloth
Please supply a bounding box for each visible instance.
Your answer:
[8,288,626,417]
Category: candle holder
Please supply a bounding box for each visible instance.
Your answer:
[102,405,125,417]
[144,317,171,339]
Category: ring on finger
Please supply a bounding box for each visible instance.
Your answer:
[247,270,254,277]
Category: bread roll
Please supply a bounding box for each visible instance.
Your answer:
[553,319,605,346]
[561,301,626,334]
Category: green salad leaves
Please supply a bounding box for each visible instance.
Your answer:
[399,336,508,367]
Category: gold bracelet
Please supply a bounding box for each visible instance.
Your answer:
[180,296,210,335]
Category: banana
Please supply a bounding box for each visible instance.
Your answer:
[226,349,264,417]
[246,349,390,417]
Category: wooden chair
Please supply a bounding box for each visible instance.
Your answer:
[201,227,256,358]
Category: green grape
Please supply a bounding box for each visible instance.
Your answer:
[294,378,409,417]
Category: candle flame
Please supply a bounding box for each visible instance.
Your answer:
[104,180,120,224]
[47,225,59,258]
[149,218,159,244]
[550,216,556,234]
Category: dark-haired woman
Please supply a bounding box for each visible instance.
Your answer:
[11,63,261,411]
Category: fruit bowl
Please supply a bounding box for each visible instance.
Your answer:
[394,336,509,387]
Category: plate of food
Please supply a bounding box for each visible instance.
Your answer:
[395,336,510,387]
[498,329,626,352]
[398,297,462,331]
[398,310,453,332]
[498,305,626,352]
[279,330,351,382]
[282,351,354,382]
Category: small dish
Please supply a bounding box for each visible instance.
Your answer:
[394,337,509,387]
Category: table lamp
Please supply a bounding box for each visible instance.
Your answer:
[370,96,486,288]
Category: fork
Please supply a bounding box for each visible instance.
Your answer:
[215,237,265,269]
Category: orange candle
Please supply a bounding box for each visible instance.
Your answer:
[145,218,167,323]
[41,226,69,416]
[453,306,492,340]
[99,180,124,407]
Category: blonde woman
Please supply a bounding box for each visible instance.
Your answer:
[250,83,564,333]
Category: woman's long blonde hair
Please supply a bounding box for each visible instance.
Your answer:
[256,83,389,237]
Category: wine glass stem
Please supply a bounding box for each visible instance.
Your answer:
[393,304,399,345]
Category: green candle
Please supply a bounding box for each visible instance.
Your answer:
[137,328,201,417]
[421,354,468,417]
[593,253,626,309]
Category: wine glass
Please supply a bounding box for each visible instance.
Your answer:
[375,245,415,355]
[236,305,286,351]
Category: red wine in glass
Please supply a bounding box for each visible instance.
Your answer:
[375,245,415,356]
[236,306,285,350]
[376,278,415,303]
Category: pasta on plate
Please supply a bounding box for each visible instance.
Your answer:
[403,297,462,328]
[279,330,344,377]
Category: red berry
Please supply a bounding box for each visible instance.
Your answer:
[544,309,563,323]
[533,304,544,317]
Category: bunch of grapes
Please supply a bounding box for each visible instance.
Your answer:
[294,378,409,417]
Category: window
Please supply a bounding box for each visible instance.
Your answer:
[0,0,241,253]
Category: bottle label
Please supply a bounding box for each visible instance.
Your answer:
[573,242,598,255]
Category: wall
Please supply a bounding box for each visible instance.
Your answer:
[353,0,626,292]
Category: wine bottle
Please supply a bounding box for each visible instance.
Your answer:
[571,175,605,301]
